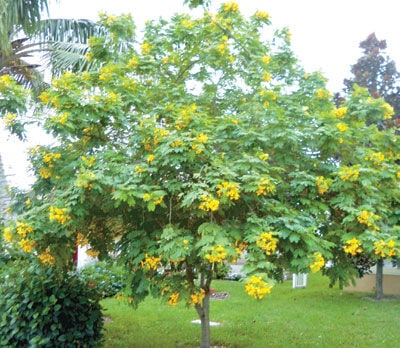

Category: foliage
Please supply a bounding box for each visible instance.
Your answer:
[0,257,104,347]
[78,260,126,297]
[3,1,400,346]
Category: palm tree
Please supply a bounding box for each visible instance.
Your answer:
[0,0,99,218]
[0,0,98,94]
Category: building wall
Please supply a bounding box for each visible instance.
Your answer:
[344,265,400,295]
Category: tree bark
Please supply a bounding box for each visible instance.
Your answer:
[196,294,211,348]
[375,258,384,300]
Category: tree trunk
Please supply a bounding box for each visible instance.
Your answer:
[375,258,384,300]
[196,293,211,348]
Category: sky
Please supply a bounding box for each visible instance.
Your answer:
[2,0,400,188]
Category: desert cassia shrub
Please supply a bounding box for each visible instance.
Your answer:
[0,257,104,347]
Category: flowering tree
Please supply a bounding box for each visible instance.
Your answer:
[320,86,400,299]
[2,2,400,346]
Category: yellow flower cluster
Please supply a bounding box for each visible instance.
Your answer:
[127,56,139,68]
[147,154,155,163]
[317,88,331,99]
[16,221,34,237]
[195,132,208,144]
[50,112,69,125]
[19,239,36,253]
[259,153,269,161]
[256,178,275,196]
[315,176,330,195]
[223,1,239,13]
[216,181,240,201]
[205,245,227,263]
[256,232,278,255]
[81,155,96,167]
[217,42,229,56]
[357,210,380,231]
[141,41,151,55]
[43,152,61,165]
[4,112,16,126]
[309,252,325,273]
[374,240,397,258]
[336,123,348,132]
[343,238,363,256]
[49,206,70,225]
[199,195,219,212]
[167,292,180,306]
[262,55,271,64]
[190,289,206,305]
[365,152,385,165]
[39,166,52,179]
[86,248,100,258]
[3,227,13,242]
[76,232,89,247]
[171,140,183,148]
[338,166,359,181]
[382,102,394,120]
[255,11,270,21]
[0,74,13,87]
[141,253,162,271]
[245,275,273,300]
[332,107,348,119]
[38,247,55,265]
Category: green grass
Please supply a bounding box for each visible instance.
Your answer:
[101,274,400,347]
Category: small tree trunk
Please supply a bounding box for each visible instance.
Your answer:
[375,258,384,300]
[196,293,211,348]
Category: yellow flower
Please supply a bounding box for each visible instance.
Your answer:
[19,239,36,253]
[317,88,331,99]
[259,153,269,161]
[256,178,275,196]
[143,193,152,201]
[147,154,155,163]
[338,166,359,181]
[262,72,271,82]
[141,253,161,271]
[141,42,151,55]
[38,247,55,266]
[205,245,227,263]
[336,123,348,132]
[76,232,89,247]
[49,206,70,225]
[332,107,348,119]
[262,56,271,64]
[171,140,183,148]
[86,248,100,258]
[199,195,219,212]
[195,132,208,144]
[4,112,16,126]
[365,152,385,165]
[127,56,139,68]
[343,238,363,256]
[309,252,324,273]
[223,2,239,13]
[382,102,394,120]
[216,181,240,201]
[255,10,270,21]
[3,227,13,242]
[357,210,380,231]
[315,176,330,195]
[167,292,179,306]
[245,275,273,300]
[189,289,206,305]
[256,232,278,255]
[16,222,33,237]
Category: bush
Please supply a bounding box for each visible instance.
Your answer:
[77,260,125,298]
[0,258,104,347]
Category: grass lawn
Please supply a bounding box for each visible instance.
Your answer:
[101,273,400,347]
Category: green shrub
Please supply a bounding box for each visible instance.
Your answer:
[0,258,104,347]
[77,260,125,298]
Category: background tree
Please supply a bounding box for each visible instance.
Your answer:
[342,33,400,125]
